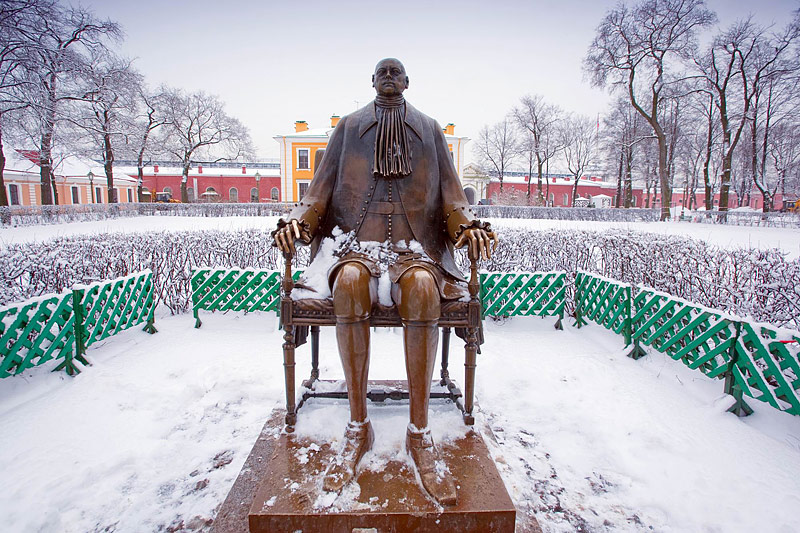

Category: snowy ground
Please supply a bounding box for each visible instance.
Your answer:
[2,214,799,259]
[1,312,799,533]
[2,216,800,532]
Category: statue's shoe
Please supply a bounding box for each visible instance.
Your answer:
[322,420,375,493]
[405,426,458,506]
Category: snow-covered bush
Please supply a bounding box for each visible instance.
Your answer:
[0,203,293,227]
[1,228,797,327]
[473,206,660,222]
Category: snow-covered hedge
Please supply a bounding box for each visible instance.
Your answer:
[4,203,797,228]
[1,228,797,327]
[473,205,660,222]
[0,203,293,227]
[471,227,800,328]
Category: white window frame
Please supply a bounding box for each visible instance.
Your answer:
[297,148,310,170]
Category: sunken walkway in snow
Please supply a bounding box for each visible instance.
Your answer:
[1,312,799,533]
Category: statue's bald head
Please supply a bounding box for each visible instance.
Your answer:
[372,58,409,97]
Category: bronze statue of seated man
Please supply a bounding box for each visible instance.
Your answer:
[273,58,498,506]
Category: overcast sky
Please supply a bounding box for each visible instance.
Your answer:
[83,0,799,167]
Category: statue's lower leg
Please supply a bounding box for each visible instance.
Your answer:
[398,269,457,506]
[323,264,374,493]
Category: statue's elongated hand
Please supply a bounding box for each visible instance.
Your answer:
[273,219,310,255]
[454,227,499,261]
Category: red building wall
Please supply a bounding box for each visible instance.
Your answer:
[142,174,282,202]
[488,179,785,210]
[487,179,645,207]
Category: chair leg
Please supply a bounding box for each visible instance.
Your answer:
[440,327,451,385]
[302,326,321,389]
[311,325,320,382]
[283,325,297,429]
[463,326,478,425]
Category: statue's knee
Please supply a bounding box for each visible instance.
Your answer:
[397,269,440,321]
[333,263,372,320]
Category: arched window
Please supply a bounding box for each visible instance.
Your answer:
[562,193,569,206]
[229,187,238,203]
[163,186,173,196]
[271,187,279,201]
[206,186,216,192]
[548,193,554,207]
[187,187,195,201]
[631,195,636,207]
[250,187,258,202]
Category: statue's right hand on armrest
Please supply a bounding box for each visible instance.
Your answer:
[272,218,311,255]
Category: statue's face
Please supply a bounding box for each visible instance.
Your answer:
[372,59,408,97]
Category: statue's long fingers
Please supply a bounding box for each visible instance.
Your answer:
[492,233,499,252]
[470,234,478,260]
[481,231,492,260]
[455,233,467,249]
[275,231,289,253]
[287,230,297,255]
[292,220,301,240]
[478,232,489,261]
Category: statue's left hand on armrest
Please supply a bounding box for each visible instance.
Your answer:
[454,225,499,261]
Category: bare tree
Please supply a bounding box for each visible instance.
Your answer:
[126,86,168,202]
[695,15,799,213]
[560,114,598,206]
[161,88,252,203]
[602,97,650,207]
[770,119,800,206]
[75,49,141,202]
[472,118,518,194]
[585,0,715,220]
[512,95,562,204]
[0,0,56,207]
[18,4,121,204]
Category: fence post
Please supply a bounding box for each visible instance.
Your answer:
[54,288,90,375]
[573,272,587,328]
[724,321,753,417]
[142,273,158,334]
[626,285,646,360]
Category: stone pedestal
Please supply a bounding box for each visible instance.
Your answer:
[214,391,522,533]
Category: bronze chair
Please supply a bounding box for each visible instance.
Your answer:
[279,250,483,429]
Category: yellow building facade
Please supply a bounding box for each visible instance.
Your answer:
[274,115,469,203]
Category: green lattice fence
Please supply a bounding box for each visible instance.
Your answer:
[631,289,738,379]
[1,271,157,379]
[480,271,566,325]
[729,323,800,416]
[191,268,303,327]
[574,271,634,346]
[0,293,77,377]
[574,272,800,417]
[75,271,157,352]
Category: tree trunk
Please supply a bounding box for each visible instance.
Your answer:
[656,130,671,220]
[137,165,144,202]
[616,150,623,208]
[181,160,190,203]
[624,146,633,208]
[719,145,732,212]
[703,95,714,211]
[526,158,532,204]
[0,124,8,208]
[536,155,544,204]
[103,130,116,203]
[40,132,55,205]
[571,176,580,206]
